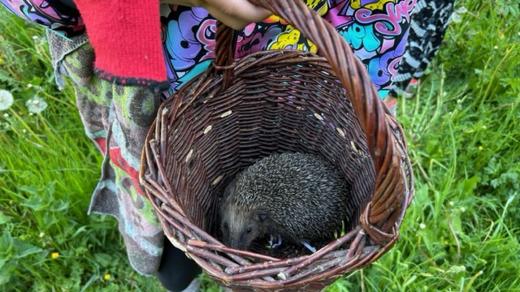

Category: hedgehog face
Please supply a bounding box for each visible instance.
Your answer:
[220,206,269,250]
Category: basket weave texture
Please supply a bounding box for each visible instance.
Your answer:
[140,0,414,290]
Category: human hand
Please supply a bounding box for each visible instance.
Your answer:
[161,0,271,29]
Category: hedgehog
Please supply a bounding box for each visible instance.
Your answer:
[219,152,350,252]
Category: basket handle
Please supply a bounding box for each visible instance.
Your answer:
[213,0,406,244]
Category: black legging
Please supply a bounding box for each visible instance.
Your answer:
[157,238,202,291]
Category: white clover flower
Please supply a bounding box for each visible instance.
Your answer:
[456,7,468,14]
[0,89,14,111]
[450,7,468,23]
[419,223,426,229]
[450,13,462,23]
[25,95,48,114]
[450,7,467,24]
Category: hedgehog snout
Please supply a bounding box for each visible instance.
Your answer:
[228,236,245,250]
[230,225,256,250]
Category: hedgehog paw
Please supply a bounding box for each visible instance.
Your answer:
[301,240,317,253]
[268,234,283,249]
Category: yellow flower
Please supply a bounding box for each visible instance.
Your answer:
[103,273,112,281]
[51,252,60,260]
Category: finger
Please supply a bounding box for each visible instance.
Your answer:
[205,0,271,28]
[205,6,250,29]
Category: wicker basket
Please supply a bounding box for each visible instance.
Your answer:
[140,0,414,290]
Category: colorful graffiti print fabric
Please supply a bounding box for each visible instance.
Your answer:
[163,0,418,99]
[2,0,424,275]
[1,0,83,35]
[3,0,418,98]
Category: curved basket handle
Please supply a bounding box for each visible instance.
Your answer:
[213,0,406,243]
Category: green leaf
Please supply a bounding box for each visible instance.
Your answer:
[14,240,42,259]
[0,211,11,225]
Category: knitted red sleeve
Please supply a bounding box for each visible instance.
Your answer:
[74,0,167,85]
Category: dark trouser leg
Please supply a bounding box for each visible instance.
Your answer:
[157,238,202,291]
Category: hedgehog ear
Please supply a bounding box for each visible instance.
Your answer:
[256,212,268,222]
[223,178,237,198]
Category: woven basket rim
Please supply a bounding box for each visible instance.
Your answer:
[140,0,415,289]
[140,49,414,290]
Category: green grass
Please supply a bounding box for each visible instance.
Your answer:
[1,0,519,291]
